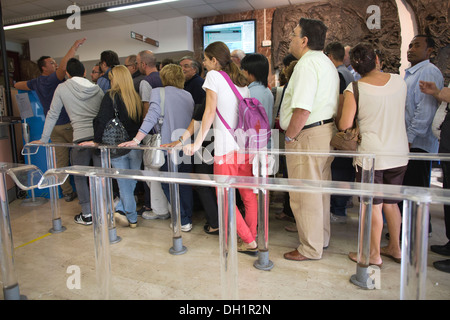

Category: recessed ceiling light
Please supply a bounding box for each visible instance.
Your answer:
[107,0,180,12]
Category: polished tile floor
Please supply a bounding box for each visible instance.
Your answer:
[2,187,449,300]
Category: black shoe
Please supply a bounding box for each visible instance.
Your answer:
[430,241,450,256]
[64,192,77,202]
[433,259,450,273]
[74,213,92,225]
[203,223,219,235]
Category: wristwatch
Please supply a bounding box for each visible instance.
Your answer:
[285,135,295,143]
[132,137,141,145]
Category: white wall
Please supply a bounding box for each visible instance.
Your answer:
[396,0,418,77]
[28,16,194,62]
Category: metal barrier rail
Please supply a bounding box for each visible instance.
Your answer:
[38,165,450,300]
[22,142,450,300]
[0,162,45,300]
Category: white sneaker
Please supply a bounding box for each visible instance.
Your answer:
[330,213,347,224]
[142,211,170,220]
[169,222,192,232]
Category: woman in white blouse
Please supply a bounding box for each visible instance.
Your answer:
[339,43,409,267]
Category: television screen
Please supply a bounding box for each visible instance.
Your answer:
[202,20,256,54]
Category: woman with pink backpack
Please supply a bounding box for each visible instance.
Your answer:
[183,41,259,255]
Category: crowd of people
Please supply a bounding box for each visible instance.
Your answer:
[14,17,449,273]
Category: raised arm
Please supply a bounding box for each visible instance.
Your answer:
[56,38,86,81]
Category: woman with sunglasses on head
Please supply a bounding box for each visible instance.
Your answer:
[81,65,143,228]
[182,41,258,255]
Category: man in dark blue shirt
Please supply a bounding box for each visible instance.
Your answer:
[179,56,205,105]
[14,38,86,202]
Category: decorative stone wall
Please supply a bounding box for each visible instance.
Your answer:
[405,0,450,84]
[271,0,401,74]
[193,0,449,84]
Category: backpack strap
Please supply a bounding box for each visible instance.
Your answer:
[219,71,244,101]
[215,71,241,131]
[155,87,165,133]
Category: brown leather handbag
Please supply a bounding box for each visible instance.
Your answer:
[330,81,361,151]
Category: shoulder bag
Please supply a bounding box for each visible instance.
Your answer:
[143,88,166,169]
[330,81,361,151]
[101,96,131,158]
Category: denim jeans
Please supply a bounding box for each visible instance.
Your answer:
[111,149,143,223]
[70,147,101,217]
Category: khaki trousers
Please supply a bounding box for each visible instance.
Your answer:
[50,123,74,196]
[285,122,335,259]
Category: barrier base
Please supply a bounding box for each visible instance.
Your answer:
[253,251,274,271]
[169,237,187,255]
[49,218,66,234]
[108,228,122,244]
[3,284,27,300]
[350,265,375,290]
[21,197,48,207]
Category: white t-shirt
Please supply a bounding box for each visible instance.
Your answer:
[345,74,409,170]
[139,80,152,102]
[202,70,250,157]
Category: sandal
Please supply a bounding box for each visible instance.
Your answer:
[237,240,258,256]
[380,247,401,263]
[203,224,219,235]
[348,252,383,268]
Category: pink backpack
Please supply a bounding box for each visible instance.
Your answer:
[217,71,271,149]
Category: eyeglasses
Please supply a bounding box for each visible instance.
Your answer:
[91,71,101,74]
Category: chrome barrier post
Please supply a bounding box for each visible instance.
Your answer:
[350,156,375,289]
[46,145,66,233]
[99,147,121,244]
[168,150,187,255]
[254,151,274,271]
[219,186,238,300]
[0,169,26,300]
[400,196,430,300]
[89,175,111,300]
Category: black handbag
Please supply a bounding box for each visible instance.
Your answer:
[101,96,131,158]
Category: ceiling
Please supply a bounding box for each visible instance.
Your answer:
[1,0,312,43]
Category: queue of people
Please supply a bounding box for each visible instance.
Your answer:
[18,17,449,274]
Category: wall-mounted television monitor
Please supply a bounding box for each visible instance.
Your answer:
[202,20,256,54]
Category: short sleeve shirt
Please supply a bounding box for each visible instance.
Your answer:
[27,72,70,125]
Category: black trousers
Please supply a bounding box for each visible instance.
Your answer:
[400,148,432,231]
[440,148,450,241]
[193,162,219,228]
[330,157,355,216]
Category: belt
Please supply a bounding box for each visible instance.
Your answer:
[302,118,334,130]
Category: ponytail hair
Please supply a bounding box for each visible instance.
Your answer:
[204,41,248,87]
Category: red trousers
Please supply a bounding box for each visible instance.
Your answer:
[214,151,258,244]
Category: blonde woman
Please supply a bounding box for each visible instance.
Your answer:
[121,64,195,231]
[81,65,143,228]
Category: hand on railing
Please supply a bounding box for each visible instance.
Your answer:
[119,140,138,147]
[78,141,98,147]
[29,140,44,145]
[161,140,181,148]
